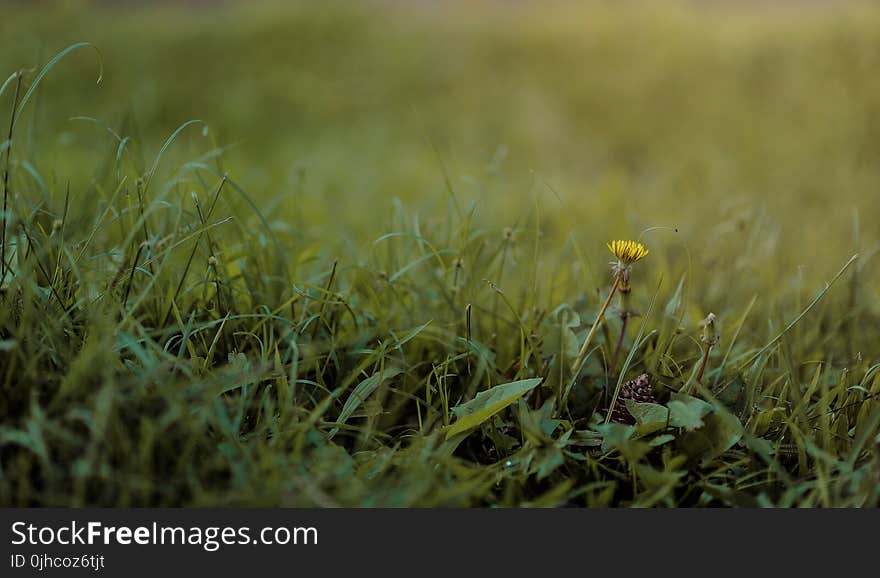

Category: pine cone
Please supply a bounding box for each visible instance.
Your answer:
[610,374,655,425]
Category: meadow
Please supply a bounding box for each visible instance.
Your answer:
[1,1,879,507]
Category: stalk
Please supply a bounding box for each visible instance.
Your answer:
[608,313,629,377]
[1,72,22,285]
[571,274,621,374]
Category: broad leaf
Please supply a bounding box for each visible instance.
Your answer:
[625,400,670,433]
[699,412,744,464]
[668,392,714,430]
[677,412,744,465]
[594,422,636,454]
[533,446,565,480]
[446,378,542,439]
[650,433,676,447]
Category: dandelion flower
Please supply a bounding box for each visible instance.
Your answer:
[571,239,650,375]
[607,240,649,264]
[607,239,649,285]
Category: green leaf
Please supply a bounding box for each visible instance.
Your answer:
[664,275,686,318]
[539,304,580,359]
[392,320,432,349]
[14,42,103,129]
[594,422,636,453]
[329,367,404,439]
[668,392,714,430]
[540,304,581,400]
[446,378,542,439]
[650,434,676,447]
[625,400,669,427]
[533,446,565,480]
[568,430,603,447]
[516,398,560,442]
[698,412,744,464]
[677,412,744,465]
[626,400,670,435]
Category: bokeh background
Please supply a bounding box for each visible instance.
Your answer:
[4,1,880,289]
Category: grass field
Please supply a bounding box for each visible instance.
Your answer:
[1,0,879,507]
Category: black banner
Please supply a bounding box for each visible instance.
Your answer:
[0,508,874,576]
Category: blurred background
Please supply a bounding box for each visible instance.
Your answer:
[2,0,879,300]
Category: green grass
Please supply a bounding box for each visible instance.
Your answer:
[1,1,879,507]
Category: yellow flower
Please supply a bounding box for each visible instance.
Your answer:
[607,240,649,264]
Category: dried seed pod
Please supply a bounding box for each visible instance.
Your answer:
[611,373,656,425]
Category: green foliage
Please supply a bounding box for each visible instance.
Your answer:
[1,2,879,507]
[447,378,542,438]
[667,393,715,431]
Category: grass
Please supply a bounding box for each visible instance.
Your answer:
[1,1,879,507]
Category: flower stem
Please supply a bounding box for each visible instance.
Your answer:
[571,274,621,375]
[695,341,713,386]
[608,313,629,378]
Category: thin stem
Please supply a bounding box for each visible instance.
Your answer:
[159,176,227,327]
[608,313,629,378]
[2,72,23,285]
[492,236,510,344]
[311,259,338,339]
[695,342,713,386]
[122,242,146,310]
[571,274,621,374]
